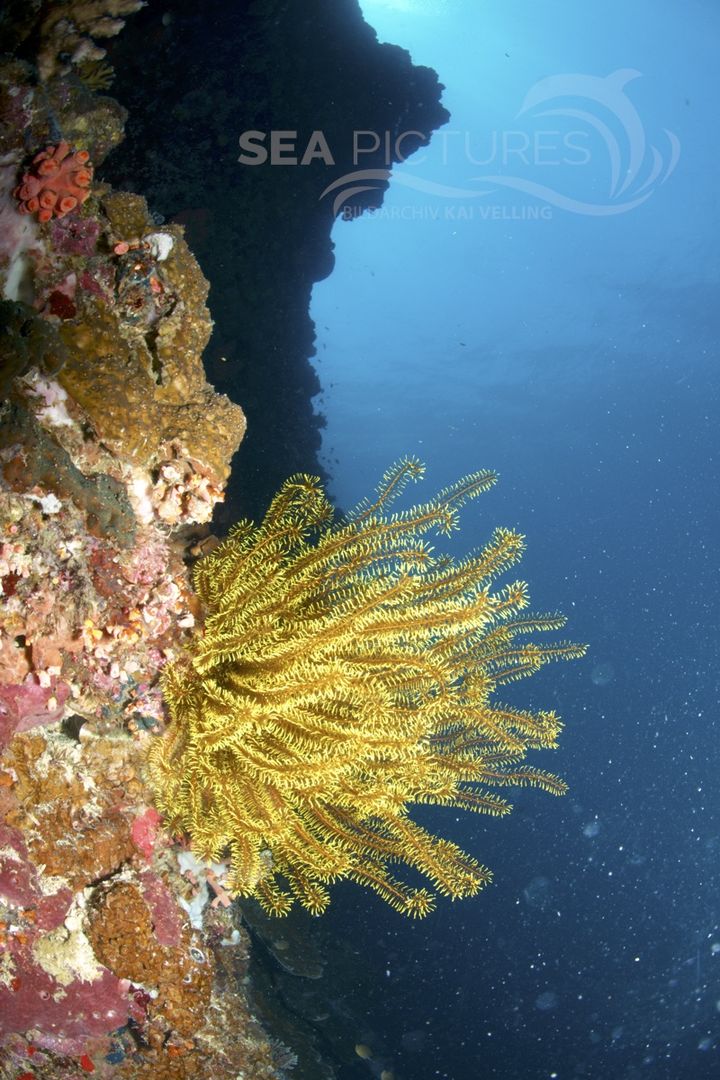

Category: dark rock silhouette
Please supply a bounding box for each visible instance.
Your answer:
[102,0,450,524]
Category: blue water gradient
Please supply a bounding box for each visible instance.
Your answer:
[310,2,719,1078]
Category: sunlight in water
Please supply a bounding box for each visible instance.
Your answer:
[361,0,448,16]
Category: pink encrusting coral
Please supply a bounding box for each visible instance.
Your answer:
[14,142,93,223]
[131,807,163,862]
[0,679,70,749]
[0,943,138,1055]
[48,215,101,257]
[0,800,142,1057]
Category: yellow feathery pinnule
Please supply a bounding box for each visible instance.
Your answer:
[146,462,586,917]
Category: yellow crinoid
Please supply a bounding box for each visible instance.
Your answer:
[147,459,586,917]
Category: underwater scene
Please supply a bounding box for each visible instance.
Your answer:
[0,1,717,1078]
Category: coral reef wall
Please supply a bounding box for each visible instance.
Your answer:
[101,0,450,523]
[0,3,451,1075]
[0,29,290,1080]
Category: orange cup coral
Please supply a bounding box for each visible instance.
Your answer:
[14,142,93,223]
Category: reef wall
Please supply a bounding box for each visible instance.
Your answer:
[101,0,450,523]
[0,20,282,1079]
[0,1,450,1076]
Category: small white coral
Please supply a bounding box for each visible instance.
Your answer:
[25,374,75,429]
[28,492,62,515]
[31,891,105,986]
[146,232,175,262]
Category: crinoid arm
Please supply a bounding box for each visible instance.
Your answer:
[148,462,587,917]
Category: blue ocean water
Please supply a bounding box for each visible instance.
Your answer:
[309,2,720,1078]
